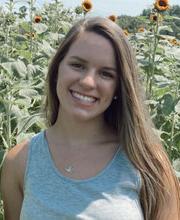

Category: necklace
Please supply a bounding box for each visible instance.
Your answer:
[64,165,74,174]
[63,145,120,175]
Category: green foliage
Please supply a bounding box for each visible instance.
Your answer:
[121,5,180,38]
[0,200,3,220]
[141,4,180,17]
[117,15,147,33]
[173,159,180,180]
[141,8,151,16]
[0,1,78,149]
[168,5,180,17]
[130,12,180,161]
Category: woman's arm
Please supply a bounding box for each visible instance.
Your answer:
[0,141,28,220]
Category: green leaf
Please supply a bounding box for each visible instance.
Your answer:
[175,100,180,114]
[0,213,4,220]
[154,86,172,98]
[48,32,59,41]
[154,75,174,87]
[11,60,27,77]
[136,57,149,66]
[135,33,146,40]
[19,88,38,98]
[165,47,180,61]
[158,25,173,33]
[15,98,31,107]
[144,100,158,106]
[0,149,8,168]
[173,131,180,147]
[61,21,72,34]
[27,64,37,75]
[156,46,165,55]
[162,94,174,115]
[19,21,31,33]
[38,40,56,57]
[1,135,9,149]
[165,15,180,21]
[174,170,180,179]
[1,62,13,75]
[17,49,32,61]
[33,23,48,34]
[17,113,43,135]
[15,34,27,42]
[11,105,22,117]
[173,159,180,175]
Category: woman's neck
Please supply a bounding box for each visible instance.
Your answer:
[48,113,117,149]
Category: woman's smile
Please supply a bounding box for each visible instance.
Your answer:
[70,90,98,105]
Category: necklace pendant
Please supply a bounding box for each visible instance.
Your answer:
[64,165,74,173]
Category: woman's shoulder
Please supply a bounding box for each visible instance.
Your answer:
[1,139,30,191]
[1,131,45,194]
[4,131,44,167]
[1,131,45,184]
[7,139,29,165]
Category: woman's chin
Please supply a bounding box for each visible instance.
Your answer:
[70,110,96,122]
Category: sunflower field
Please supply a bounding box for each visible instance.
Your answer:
[0,0,180,218]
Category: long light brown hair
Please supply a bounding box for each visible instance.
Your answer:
[45,17,180,219]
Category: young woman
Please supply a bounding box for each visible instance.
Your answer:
[1,17,180,220]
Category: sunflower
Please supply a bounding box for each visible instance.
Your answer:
[82,0,93,12]
[34,15,42,23]
[154,0,169,11]
[138,27,145,33]
[169,38,178,46]
[123,29,129,36]
[150,13,163,22]
[150,13,158,22]
[108,15,117,22]
[25,32,36,39]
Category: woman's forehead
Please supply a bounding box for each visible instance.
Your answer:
[65,31,116,68]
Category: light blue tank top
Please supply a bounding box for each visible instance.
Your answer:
[20,131,144,220]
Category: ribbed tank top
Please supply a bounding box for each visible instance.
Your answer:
[20,131,144,220]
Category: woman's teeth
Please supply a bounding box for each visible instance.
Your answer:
[71,91,96,103]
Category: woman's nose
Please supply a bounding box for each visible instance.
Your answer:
[79,69,97,89]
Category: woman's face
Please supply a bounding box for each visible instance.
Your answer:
[56,31,118,122]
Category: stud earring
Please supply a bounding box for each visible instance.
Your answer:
[113,96,117,100]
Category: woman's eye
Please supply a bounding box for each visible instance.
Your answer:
[70,63,84,70]
[100,71,114,79]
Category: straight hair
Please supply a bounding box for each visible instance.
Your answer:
[45,17,180,219]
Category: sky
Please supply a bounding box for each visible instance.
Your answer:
[0,0,179,16]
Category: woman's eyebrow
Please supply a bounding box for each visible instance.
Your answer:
[102,67,117,72]
[70,56,88,63]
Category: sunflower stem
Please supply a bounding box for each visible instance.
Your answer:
[29,0,34,64]
[148,12,160,97]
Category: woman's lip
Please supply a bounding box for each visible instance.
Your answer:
[69,89,98,100]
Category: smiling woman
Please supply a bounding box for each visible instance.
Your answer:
[1,17,180,220]
[55,31,117,122]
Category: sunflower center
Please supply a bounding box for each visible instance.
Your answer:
[159,1,167,6]
[84,3,91,9]
[153,15,158,21]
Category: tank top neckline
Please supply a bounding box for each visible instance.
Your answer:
[42,130,122,183]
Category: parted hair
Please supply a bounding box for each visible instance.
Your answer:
[45,17,180,219]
